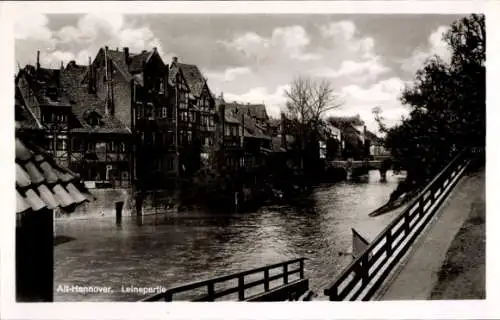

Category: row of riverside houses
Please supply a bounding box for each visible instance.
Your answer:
[15,47,293,194]
[15,46,386,196]
[15,47,213,191]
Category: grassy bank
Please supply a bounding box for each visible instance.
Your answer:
[430,196,485,299]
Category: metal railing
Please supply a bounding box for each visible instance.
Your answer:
[324,149,472,301]
[141,257,307,302]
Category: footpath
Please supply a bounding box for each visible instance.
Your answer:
[375,166,485,300]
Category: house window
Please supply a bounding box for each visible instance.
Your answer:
[121,142,126,153]
[89,115,100,127]
[162,107,167,118]
[136,102,144,119]
[166,157,174,171]
[47,87,58,100]
[187,131,192,144]
[159,79,165,94]
[146,102,154,120]
[87,142,96,152]
[107,141,117,152]
[181,111,188,122]
[56,138,67,151]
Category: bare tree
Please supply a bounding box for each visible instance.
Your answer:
[284,76,343,169]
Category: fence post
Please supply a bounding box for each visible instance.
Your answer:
[115,201,124,225]
[419,196,425,218]
[361,253,369,286]
[299,259,304,279]
[264,269,270,291]
[385,231,392,255]
[164,292,172,302]
[207,282,215,301]
[238,275,245,300]
[283,264,289,284]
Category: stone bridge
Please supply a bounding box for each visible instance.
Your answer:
[326,155,394,180]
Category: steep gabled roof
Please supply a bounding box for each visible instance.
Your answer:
[224,109,241,124]
[178,63,206,98]
[60,62,131,134]
[225,102,269,121]
[15,90,43,130]
[19,66,71,107]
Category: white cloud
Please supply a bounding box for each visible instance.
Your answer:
[401,26,452,72]
[319,20,375,59]
[220,25,321,63]
[316,20,388,83]
[314,57,389,80]
[224,85,290,118]
[336,77,411,133]
[18,13,169,69]
[205,67,252,82]
[14,12,53,41]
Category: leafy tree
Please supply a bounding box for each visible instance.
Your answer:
[383,14,485,191]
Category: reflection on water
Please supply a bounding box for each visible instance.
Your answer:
[55,170,400,301]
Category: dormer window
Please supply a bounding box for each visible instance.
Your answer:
[89,116,100,127]
[47,87,58,100]
[84,110,102,127]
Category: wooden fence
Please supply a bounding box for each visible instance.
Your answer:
[141,258,308,302]
[324,148,472,301]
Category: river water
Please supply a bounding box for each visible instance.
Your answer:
[54,170,403,301]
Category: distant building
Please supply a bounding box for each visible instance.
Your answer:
[225,102,272,170]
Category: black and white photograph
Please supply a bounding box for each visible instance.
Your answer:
[1,1,496,319]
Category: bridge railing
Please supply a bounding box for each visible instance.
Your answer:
[324,148,472,301]
[141,258,307,302]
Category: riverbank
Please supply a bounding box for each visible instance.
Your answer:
[376,166,485,300]
[430,190,485,299]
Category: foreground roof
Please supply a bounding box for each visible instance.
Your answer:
[16,135,94,216]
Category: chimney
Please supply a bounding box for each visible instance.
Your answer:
[172,57,178,65]
[88,57,93,93]
[153,47,157,53]
[123,47,129,64]
[36,50,40,71]
[60,61,64,70]
[218,100,225,139]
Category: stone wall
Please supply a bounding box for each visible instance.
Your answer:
[55,188,180,220]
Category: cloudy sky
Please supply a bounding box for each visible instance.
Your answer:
[15,13,463,133]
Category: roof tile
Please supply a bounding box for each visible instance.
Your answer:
[16,139,32,161]
[24,161,45,184]
[24,189,46,211]
[39,161,59,184]
[37,185,58,209]
[52,184,75,207]
[16,164,31,188]
[17,191,31,213]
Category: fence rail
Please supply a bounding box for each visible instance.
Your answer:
[141,258,307,302]
[324,148,473,301]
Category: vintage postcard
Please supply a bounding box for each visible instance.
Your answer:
[1,1,497,319]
